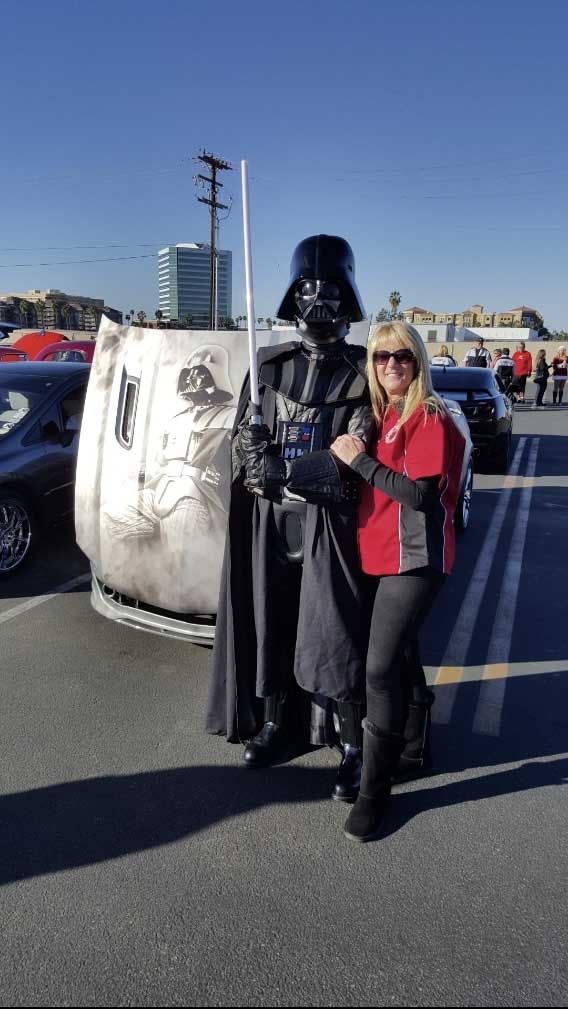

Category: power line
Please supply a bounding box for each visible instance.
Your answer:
[0,253,158,269]
[0,242,171,253]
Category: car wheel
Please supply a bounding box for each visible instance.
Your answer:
[455,458,473,533]
[490,432,512,474]
[0,492,35,576]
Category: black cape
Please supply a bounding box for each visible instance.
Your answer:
[206,341,370,742]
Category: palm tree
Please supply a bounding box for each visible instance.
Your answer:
[183,313,193,329]
[18,299,30,326]
[35,301,46,330]
[376,308,389,323]
[155,309,163,326]
[125,314,131,325]
[137,310,147,326]
[389,291,401,319]
[265,317,273,330]
[130,309,135,320]
[59,302,72,331]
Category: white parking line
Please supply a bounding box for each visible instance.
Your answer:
[433,437,528,725]
[0,573,91,626]
[472,438,540,736]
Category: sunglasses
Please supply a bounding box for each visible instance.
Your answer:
[373,349,416,366]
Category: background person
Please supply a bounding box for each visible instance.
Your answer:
[430,344,456,367]
[463,337,492,368]
[331,322,465,842]
[532,349,550,410]
[512,342,533,403]
[493,347,515,394]
[551,345,567,405]
[490,348,503,368]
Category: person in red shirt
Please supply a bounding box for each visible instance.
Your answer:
[331,321,465,842]
[512,342,533,403]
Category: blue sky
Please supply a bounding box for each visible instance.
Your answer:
[2,0,568,327]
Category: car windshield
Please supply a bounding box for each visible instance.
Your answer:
[0,376,56,437]
[49,349,87,362]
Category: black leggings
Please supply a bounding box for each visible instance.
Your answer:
[534,379,547,407]
[365,567,445,735]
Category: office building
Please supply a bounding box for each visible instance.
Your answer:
[0,288,122,330]
[158,243,232,328]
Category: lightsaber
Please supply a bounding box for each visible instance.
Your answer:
[241,159,262,424]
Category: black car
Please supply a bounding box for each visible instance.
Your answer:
[0,362,90,575]
[431,365,513,472]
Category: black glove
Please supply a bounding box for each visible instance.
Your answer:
[244,445,287,494]
[237,422,273,460]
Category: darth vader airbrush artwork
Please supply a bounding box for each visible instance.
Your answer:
[103,344,236,605]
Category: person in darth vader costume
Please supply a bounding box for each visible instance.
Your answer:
[206,234,373,801]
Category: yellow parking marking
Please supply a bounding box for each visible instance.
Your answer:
[427,659,568,683]
[435,666,464,685]
[482,662,509,679]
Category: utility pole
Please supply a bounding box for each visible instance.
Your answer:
[193,150,232,329]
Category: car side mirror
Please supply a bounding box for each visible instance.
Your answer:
[42,420,62,444]
[60,429,75,447]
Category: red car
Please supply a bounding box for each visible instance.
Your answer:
[0,347,28,363]
[33,340,96,363]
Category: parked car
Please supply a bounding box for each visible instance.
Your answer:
[0,347,28,363]
[34,340,96,363]
[0,362,90,574]
[431,365,513,472]
[75,320,473,645]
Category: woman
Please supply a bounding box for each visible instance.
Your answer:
[430,344,456,367]
[551,346,567,405]
[331,322,465,842]
[532,349,550,410]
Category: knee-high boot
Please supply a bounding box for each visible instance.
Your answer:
[331,702,364,803]
[343,720,405,842]
[393,688,435,782]
[243,691,288,768]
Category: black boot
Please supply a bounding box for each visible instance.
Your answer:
[343,720,405,842]
[332,702,364,802]
[243,692,288,768]
[393,689,435,783]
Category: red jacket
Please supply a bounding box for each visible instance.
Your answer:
[513,350,533,376]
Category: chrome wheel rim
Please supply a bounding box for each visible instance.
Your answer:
[461,463,473,528]
[0,501,32,572]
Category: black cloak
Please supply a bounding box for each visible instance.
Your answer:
[205,341,370,742]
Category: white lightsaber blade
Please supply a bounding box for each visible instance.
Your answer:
[241,159,262,422]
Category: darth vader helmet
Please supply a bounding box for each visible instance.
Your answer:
[177,345,234,408]
[275,234,366,345]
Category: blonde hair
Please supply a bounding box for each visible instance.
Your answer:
[367,321,445,427]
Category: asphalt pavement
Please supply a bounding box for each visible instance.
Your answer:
[0,405,566,1007]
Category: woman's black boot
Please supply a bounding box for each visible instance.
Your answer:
[243,692,288,767]
[393,689,435,783]
[344,720,405,842]
[332,702,364,802]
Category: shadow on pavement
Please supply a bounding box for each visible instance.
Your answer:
[383,756,568,840]
[432,671,567,772]
[2,681,567,885]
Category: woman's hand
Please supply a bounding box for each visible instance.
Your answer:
[330,434,367,466]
